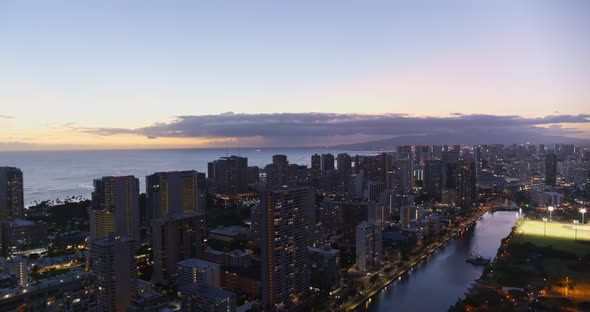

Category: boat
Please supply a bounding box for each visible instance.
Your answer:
[466,252,491,266]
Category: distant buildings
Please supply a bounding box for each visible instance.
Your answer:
[356,221,382,271]
[146,170,205,218]
[151,212,206,284]
[1,256,28,286]
[400,205,424,228]
[455,160,477,210]
[176,258,221,289]
[0,167,24,221]
[260,186,310,309]
[321,153,335,172]
[0,270,96,311]
[424,160,444,199]
[309,244,340,291]
[90,176,140,241]
[179,284,237,312]
[208,156,248,195]
[311,154,321,178]
[89,235,137,312]
[395,159,414,194]
[545,153,557,186]
[0,219,47,257]
[320,199,371,233]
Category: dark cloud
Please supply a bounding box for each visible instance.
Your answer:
[79,113,590,145]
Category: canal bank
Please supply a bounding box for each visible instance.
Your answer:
[352,211,519,311]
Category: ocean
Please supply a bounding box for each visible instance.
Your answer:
[0,147,383,206]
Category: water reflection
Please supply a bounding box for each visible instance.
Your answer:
[361,211,518,312]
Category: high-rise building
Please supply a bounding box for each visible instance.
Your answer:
[179,284,237,312]
[321,153,335,172]
[455,160,477,210]
[395,159,414,194]
[266,155,290,188]
[424,160,445,199]
[4,256,28,286]
[146,170,204,219]
[400,205,424,228]
[337,153,352,177]
[356,221,381,271]
[0,167,24,221]
[176,258,221,289]
[89,235,137,312]
[474,146,483,174]
[311,154,321,178]
[260,186,310,309]
[90,176,140,241]
[151,212,207,283]
[308,244,341,291]
[208,156,248,195]
[320,200,371,233]
[545,153,557,186]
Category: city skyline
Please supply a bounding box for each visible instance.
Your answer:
[1,1,590,150]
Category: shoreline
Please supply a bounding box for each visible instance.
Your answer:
[346,208,489,311]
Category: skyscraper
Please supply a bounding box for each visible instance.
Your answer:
[266,155,290,188]
[545,153,557,186]
[424,160,444,199]
[151,212,207,283]
[337,153,352,177]
[90,176,140,241]
[395,159,414,194]
[146,170,204,218]
[356,221,381,271]
[260,186,310,309]
[455,160,477,210]
[90,235,137,312]
[311,154,321,178]
[208,156,248,195]
[0,167,24,221]
[321,153,335,172]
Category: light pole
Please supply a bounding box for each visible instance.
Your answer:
[581,208,587,225]
[548,206,554,221]
[543,217,548,237]
[574,220,579,241]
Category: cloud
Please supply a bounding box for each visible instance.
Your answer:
[0,114,15,119]
[78,112,590,146]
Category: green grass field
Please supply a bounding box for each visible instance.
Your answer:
[516,219,590,257]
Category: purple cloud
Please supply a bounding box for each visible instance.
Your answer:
[78,112,590,145]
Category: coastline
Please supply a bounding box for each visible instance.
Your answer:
[346,208,489,311]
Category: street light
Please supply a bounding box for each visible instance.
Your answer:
[574,220,579,241]
[548,206,554,221]
[543,217,548,237]
[581,208,587,225]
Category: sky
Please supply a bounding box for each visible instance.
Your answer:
[1,0,589,150]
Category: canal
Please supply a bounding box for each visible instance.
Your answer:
[362,211,519,311]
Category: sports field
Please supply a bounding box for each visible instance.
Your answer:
[515,219,590,256]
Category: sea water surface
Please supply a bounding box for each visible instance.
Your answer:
[0,148,382,206]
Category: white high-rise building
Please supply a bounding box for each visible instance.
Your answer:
[356,221,382,271]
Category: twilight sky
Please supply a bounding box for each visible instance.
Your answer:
[1,0,589,150]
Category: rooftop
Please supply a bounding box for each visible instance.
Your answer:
[179,284,235,300]
[177,258,219,268]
